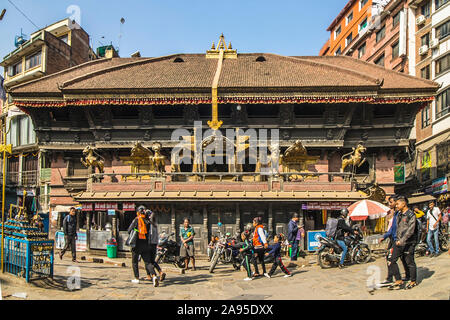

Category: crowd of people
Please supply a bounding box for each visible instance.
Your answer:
[379,196,446,290]
[55,197,447,288]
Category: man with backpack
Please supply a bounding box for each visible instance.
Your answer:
[387,196,418,290]
[426,201,442,257]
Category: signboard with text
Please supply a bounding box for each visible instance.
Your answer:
[432,177,448,195]
[302,202,352,210]
[94,203,118,211]
[307,230,326,251]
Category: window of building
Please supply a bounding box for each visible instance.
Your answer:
[7,61,22,77]
[335,25,341,39]
[376,25,386,43]
[358,42,366,58]
[436,20,450,39]
[359,17,368,32]
[435,0,449,10]
[436,53,450,75]
[375,54,385,67]
[392,42,400,59]
[422,105,431,128]
[421,33,430,47]
[346,12,353,25]
[421,2,430,18]
[393,11,401,28]
[25,51,41,70]
[335,46,342,56]
[360,0,368,10]
[60,34,69,44]
[436,87,450,119]
[346,33,353,46]
[6,115,36,147]
[421,65,431,79]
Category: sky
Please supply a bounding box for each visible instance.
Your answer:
[0,0,347,74]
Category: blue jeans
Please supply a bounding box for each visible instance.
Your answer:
[427,228,439,254]
[336,240,347,266]
[290,240,299,261]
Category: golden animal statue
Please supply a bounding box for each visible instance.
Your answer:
[280,140,319,181]
[361,183,387,204]
[150,142,166,173]
[341,144,366,172]
[81,146,105,173]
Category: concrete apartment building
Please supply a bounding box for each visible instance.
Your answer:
[0,18,95,215]
[321,0,449,198]
[408,0,450,196]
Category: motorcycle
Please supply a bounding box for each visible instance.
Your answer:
[317,226,371,269]
[155,232,186,269]
[415,224,449,257]
[208,231,242,273]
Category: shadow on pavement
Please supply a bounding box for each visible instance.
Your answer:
[162,273,213,286]
[28,274,95,292]
[417,266,435,284]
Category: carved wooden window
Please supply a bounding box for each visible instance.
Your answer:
[67,159,88,177]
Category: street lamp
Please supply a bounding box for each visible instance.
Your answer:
[1,118,12,273]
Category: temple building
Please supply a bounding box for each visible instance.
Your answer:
[7,35,438,253]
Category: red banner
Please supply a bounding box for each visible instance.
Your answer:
[95,203,118,211]
[123,202,136,212]
[82,203,93,212]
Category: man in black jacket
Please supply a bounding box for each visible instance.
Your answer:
[335,208,356,269]
[287,213,299,261]
[60,207,78,262]
[388,196,417,290]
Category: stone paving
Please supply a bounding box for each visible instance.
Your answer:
[0,252,449,300]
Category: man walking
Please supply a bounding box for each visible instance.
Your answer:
[388,196,418,290]
[426,201,442,257]
[60,207,78,262]
[287,214,299,261]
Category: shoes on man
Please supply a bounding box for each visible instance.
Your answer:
[338,264,345,269]
[152,275,159,287]
[131,279,140,284]
[401,277,410,282]
[160,273,166,282]
[243,277,253,281]
[379,279,393,287]
[264,273,271,279]
[284,274,292,278]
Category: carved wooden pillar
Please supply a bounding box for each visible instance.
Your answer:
[268,202,273,235]
[235,202,241,235]
[86,212,91,250]
[171,204,176,240]
[202,205,208,254]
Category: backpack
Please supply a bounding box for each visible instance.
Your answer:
[325,218,338,238]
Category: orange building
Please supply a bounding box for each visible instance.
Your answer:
[320,0,373,56]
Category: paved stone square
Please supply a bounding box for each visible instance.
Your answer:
[0,252,449,300]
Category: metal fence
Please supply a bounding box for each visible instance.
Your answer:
[3,237,54,282]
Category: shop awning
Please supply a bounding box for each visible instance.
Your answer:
[74,190,367,202]
[408,194,436,205]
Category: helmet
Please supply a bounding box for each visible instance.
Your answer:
[244,223,253,231]
[340,208,349,217]
[137,205,146,213]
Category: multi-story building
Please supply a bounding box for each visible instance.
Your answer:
[321,0,410,72]
[0,18,94,215]
[408,0,450,199]
[8,35,438,253]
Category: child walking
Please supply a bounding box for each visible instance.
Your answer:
[238,230,254,281]
[265,234,292,278]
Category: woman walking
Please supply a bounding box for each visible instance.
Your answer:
[128,206,159,287]
[251,217,269,278]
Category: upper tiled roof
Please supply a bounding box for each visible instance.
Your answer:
[9,53,439,97]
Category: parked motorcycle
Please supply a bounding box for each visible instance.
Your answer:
[209,231,241,273]
[155,232,185,269]
[317,226,371,269]
[415,224,449,257]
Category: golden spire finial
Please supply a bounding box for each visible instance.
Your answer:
[228,42,232,50]
[211,42,216,50]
